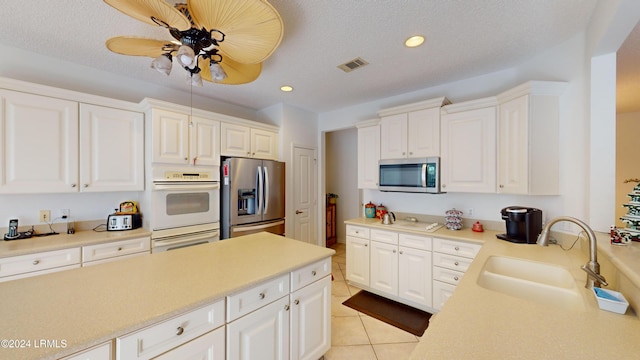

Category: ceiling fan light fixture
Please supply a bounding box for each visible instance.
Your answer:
[151,53,173,75]
[177,45,196,67]
[188,72,204,87]
[405,35,425,48]
[280,85,293,92]
[209,62,228,81]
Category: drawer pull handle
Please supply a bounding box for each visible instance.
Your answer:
[311,270,317,276]
[454,276,459,281]
[454,246,460,251]
[454,261,459,266]
[284,304,290,311]
[294,299,300,305]
[32,260,40,265]
[176,326,184,336]
[118,247,123,251]
[259,292,266,300]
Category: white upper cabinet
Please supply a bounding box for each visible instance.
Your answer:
[356,119,380,189]
[80,104,144,192]
[151,108,220,166]
[440,98,497,193]
[221,122,279,160]
[496,81,566,195]
[0,90,79,193]
[378,97,449,159]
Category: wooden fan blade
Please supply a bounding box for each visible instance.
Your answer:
[200,57,262,85]
[188,0,283,64]
[106,36,172,57]
[104,0,191,31]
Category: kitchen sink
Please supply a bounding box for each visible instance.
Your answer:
[477,256,586,311]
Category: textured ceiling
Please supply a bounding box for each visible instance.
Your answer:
[0,0,609,114]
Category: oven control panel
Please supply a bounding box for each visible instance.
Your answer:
[163,171,213,181]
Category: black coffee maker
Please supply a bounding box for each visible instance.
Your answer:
[496,207,543,244]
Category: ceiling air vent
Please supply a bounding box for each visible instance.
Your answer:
[337,57,369,73]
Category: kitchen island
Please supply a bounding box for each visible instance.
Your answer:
[0,232,334,359]
[343,217,640,359]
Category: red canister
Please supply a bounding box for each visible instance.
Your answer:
[376,204,387,219]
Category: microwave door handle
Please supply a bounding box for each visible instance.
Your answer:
[422,164,427,187]
[263,166,269,214]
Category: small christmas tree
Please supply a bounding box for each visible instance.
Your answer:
[612,179,640,244]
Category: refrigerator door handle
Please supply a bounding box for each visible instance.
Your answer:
[256,166,263,215]
[263,166,269,214]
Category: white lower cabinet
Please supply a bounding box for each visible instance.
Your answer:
[59,341,112,360]
[432,237,481,311]
[290,275,331,360]
[398,244,432,307]
[346,225,371,287]
[370,240,399,296]
[117,300,225,360]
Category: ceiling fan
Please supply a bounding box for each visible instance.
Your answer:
[103,0,283,86]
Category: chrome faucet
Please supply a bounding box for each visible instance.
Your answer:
[536,216,608,289]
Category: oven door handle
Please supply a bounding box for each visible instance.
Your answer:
[153,230,220,246]
[152,183,220,191]
[232,220,285,233]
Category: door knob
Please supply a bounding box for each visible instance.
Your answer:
[295,210,303,214]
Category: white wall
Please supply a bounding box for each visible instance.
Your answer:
[325,129,358,243]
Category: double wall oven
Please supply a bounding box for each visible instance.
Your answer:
[150,166,220,253]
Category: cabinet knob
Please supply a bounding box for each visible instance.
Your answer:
[402,152,406,155]
[252,152,256,156]
[176,326,184,336]
[259,292,265,300]
[284,304,290,311]
[442,184,446,188]
[393,249,396,253]
[409,152,413,155]
[399,250,404,254]
[454,246,460,251]
[83,184,89,188]
[184,157,188,161]
[454,276,459,281]
[311,270,317,276]
[118,247,123,251]
[364,243,368,247]
[499,184,504,188]
[71,184,77,188]
[294,299,300,305]
[454,261,459,266]
[32,260,40,265]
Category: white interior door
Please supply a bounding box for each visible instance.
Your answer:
[293,146,317,245]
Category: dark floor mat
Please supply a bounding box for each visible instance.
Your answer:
[342,290,432,336]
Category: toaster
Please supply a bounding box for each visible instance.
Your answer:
[107,213,142,231]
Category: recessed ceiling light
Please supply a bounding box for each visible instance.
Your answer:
[280,85,294,92]
[405,35,425,48]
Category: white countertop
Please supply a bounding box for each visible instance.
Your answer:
[344,218,640,359]
[0,233,335,360]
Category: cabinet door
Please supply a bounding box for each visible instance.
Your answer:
[80,104,144,192]
[251,128,279,160]
[398,247,432,307]
[440,106,496,193]
[407,107,440,157]
[59,341,112,360]
[221,122,251,157]
[432,280,457,311]
[379,114,407,159]
[0,90,78,193]
[290,276,331,360]
[153,327,225,360]
[151,109,190,164]
[497,95,528,194]
[369,241,398,296]
[227,296,290,360]
[191,116,220,166]
[357,125,380,189]
[345,236,370,286]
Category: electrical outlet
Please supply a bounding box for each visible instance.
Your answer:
[60,209,70,219]
[39,210,50,223]
[467,208,474,217]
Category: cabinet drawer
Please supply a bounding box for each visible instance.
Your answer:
[433,280,457,311]
[227,273,290,321]
[346,225,370,239]
[433,238,481,259]
[117,299,224,360]
[82,237,150,263]
[60,341,112,360]
[291,257,331,291]
[432,252,474,272]
[153,327,225,360]
[370,229,398,244]
[433,266,465,286]
[0,248,81,278]
[399,233,432,250]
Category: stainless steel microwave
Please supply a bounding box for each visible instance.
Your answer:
[378,157,442,193]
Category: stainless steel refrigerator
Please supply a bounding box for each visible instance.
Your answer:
[221,157,285,239]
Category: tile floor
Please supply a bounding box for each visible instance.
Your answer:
[325,242,421,360]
